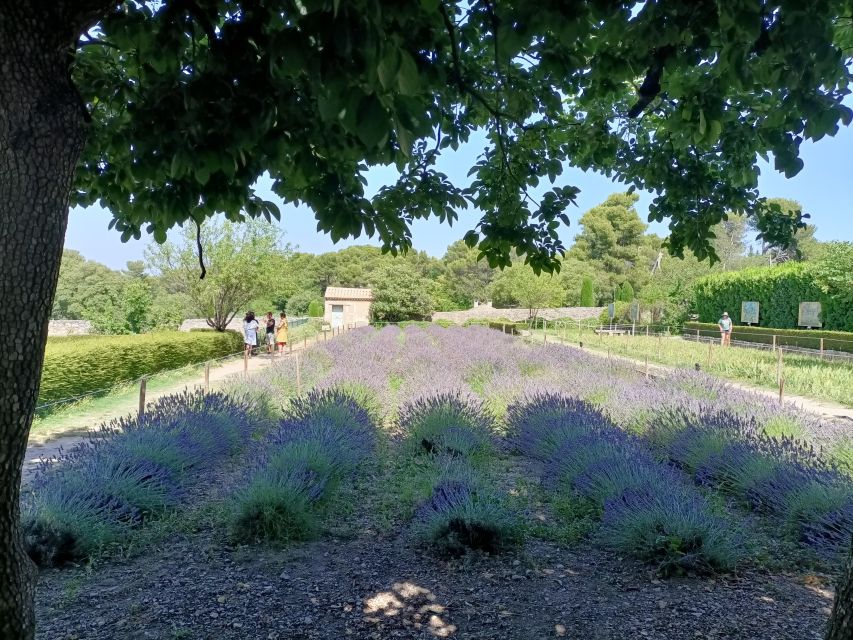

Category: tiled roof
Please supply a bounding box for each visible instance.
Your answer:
[324,287,374,301]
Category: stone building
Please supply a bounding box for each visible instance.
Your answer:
[324,287,373,329]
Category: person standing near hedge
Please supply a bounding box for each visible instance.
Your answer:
[243,311,259,358]
[264,311,276,355]
[718,311,732,347]
[276,312,289,356]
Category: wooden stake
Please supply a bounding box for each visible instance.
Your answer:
[138,377,147,416]
[772,334,777,353]
[204,362,210,391]
[820,337,825,359]
[645,355,649,379]
[776,347,783,385]
[244,350,249,376]
[779,376,784,403]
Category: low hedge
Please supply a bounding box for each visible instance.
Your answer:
[39,331,243,406]
[683,322,853,354]
[461,318,527,334]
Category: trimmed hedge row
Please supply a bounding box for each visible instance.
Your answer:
[684,322,853,354]
[40,331,243,405]
[693,264,852,332]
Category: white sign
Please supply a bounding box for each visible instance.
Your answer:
[741,301,759,325]
[798,302,822,328]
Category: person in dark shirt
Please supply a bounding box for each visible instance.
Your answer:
[264,312,276,355]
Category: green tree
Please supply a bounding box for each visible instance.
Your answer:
[146,219,282,331]
[286,291,321,317]
[490,264,564,320]
[3,1,853,636]
[617,282,635,302]
[579,277,595,307]
[369,264,434,322]
[307,300,324,317]
[570,193,655,295]
[710,214,748,271]
[441,240,494,308]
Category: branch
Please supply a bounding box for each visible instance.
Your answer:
[78,36,119,50]
[438,2,526,129]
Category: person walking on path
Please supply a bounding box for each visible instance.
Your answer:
[276,312,289,355]
[243,311,260,358]
[264,311,276,355]
[718,311,733,347]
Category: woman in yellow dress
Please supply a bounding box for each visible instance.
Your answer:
[276,312,289,355]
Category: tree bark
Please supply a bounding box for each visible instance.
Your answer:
[826,537,853,639]
[0,6,92,638]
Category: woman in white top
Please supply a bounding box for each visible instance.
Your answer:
[243,311,260,358]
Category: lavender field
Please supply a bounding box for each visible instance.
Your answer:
[30,325,852,639]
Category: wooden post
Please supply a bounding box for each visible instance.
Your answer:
[138,377,147,416]
[646,325,650,337]
[779,376,784,403]
[645,355,649,379]
[244,350,249,376]
[820,337,825,359]
[695,328,700,341]
[772,334,776,353]
[776,347,783,385]
[502,322,506,334]
[324,330,327,341]
[204,362,210,391]
[543,319,547,343]
[295,351,302,395]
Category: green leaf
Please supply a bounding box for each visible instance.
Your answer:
[698,109,707,135]
[377,49,400,90]
[397,51,420,96]
[356,96,390,149]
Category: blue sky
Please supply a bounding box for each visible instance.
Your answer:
[66,123,853,270]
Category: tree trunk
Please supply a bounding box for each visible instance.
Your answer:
[0,7,90,638]
[826,537,853,639]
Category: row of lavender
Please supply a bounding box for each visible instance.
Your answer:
[23,391,255,566]
[399,393,523,554]
[306,325,851,564]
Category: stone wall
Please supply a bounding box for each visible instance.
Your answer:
[47,320,93,336]
[432,306,604,324]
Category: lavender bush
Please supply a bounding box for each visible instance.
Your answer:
[23,391,254,565]
[411,461,523,555]
[651,407,853,558]
[510,394,743,574]
[398,392,494,460]
[230,387,377,543]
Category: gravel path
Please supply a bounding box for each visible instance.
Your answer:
[36,531,834,640]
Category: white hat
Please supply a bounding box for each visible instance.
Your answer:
[722,311,729,316]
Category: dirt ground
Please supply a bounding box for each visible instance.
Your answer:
[36,528,835,640]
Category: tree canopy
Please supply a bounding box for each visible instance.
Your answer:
[70,0,853,272]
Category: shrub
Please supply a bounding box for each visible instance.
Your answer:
[398,393,494,460]
[23,391,254,565]
[509,394,742,574]
[411,462,523,555]
[230,387,377,544]
[683,322,853,354]
[651,408,853,558]
[506,393,611,460]
[40,330,243,406]
[307,300,324,317]
[599,489,741,576]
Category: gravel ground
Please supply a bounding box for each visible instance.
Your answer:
[36,529,835,640]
